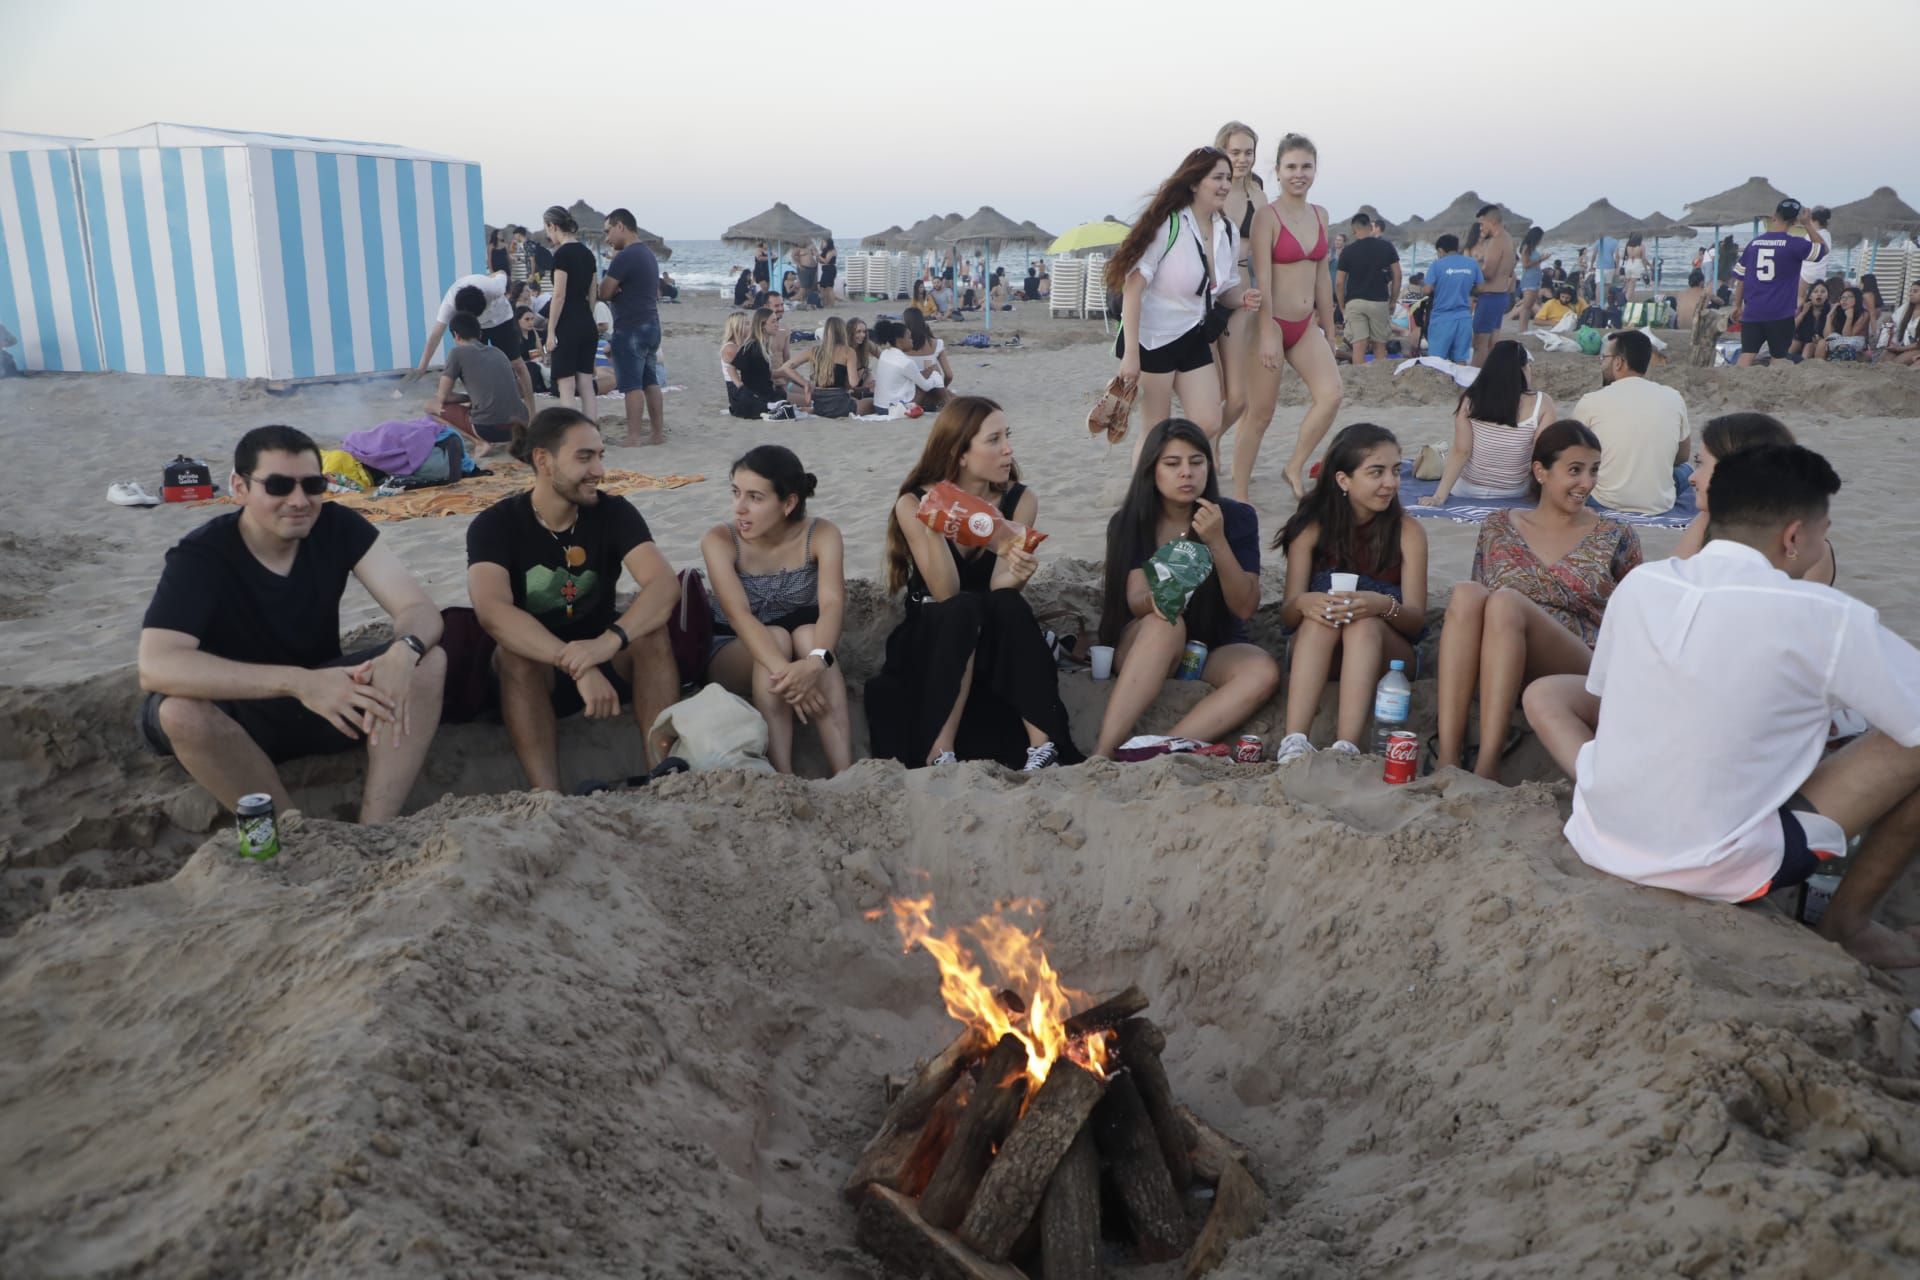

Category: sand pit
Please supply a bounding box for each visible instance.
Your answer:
[5,757,1920,1277]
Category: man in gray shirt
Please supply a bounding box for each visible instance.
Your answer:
[598,208,666,446]
[430,313,530,457]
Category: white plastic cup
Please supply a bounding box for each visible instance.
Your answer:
[1330,572,1360,594]
[1089,645,1116,681]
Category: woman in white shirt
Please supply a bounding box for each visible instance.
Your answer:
[1110,147,1263,460]
[871,318,946,412]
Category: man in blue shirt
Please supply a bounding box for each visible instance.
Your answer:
[1591,234,1620,305]
[598,208,666,445]
[1421,234,1484,363]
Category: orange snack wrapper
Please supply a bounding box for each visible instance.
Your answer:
[913,480,1048,555]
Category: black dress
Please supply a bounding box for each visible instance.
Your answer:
[728,341,778,417]
[866,483,1082,768]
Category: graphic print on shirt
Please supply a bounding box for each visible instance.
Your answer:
[525,562,598,621]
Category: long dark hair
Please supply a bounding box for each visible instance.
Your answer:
[1702,412,1794,460]
[1521,225,1545,253]
[902,306,934,351]
[1275,423,1404,577]
[1458,339,1530,426]
[1105,147,1229,293]
[884,396,1014,594]
[1527,419,1602,500]
[731,444,816,523]
[1099,419,1228,647]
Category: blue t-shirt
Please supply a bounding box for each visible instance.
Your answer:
[1428,254,1483,315]
[1594,236,1619,274]
[605,242,660,328]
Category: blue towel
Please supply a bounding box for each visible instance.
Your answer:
[1398,460,1696,528]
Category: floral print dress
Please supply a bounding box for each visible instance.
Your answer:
[1470,509,1642,647]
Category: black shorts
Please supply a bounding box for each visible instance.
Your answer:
[1139,323,1214,375]
[483,318,525,361]
[474,421,520,444]
[549,661,634,720]
[137,647,384,765]
[549,328,599,380]
[1740,316,1795,358]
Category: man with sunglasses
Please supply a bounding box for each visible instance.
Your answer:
[137,425,447,824]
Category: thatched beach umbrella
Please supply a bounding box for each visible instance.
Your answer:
[1682,176,1794,228]
[1017,219,1056,244]
[1636,210,1695,240]
[1829,187,1920,247]
[1419,191,1532,241]
[721,202,831,285]
[940,207,1042,331]
[861,225,905,249]
[1340,204,1394,236]
[1542,198,1644,245]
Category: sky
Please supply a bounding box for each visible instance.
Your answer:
[5,0,1917,241]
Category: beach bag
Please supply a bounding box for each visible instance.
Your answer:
[648,683,774,774]
[1414,444,1446,481]
[811,387,854,418]
[1574,326,1605,356]
[667,568,713,686]
[437,606,499,723]
[1087,375,1138,444]
[1578,306,1610,329]
[320,448,375,493]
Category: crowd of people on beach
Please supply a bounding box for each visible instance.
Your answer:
[125,125,1920,973]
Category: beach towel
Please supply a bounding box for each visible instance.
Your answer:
[1393,356,1480,390]
[343,416,441,476]
[1401,460,1696,529]
[193,465,703,522]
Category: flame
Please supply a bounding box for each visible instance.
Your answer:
[872,895,1111,1088]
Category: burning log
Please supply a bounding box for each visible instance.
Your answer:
[1039,1125,1101,1280]
[844,1068,973,1202]
[1183,1147,1265,1278]
[1179,1105,1258,1187]
[957,1061,1107,1262]
[888,1029,985,1131]
[856,1185,1031,1280]
[1118,1018,1194,1191]
[1062,984,1149,1036]
[919,1035,1031,1230]
[1092,1070,1191,1262]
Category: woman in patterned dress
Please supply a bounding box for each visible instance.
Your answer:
[1433,421,1642,779]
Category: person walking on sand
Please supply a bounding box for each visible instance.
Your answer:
[466,408,682,792]
[1241,133,1342,503]
[1524,444,1920,970]
[1334,211,1401,366]
[1471,205,1515,366]
[598,208,667,446]
[1213,120,1265,467]
[540,206,600,411]
[136,426,447,824]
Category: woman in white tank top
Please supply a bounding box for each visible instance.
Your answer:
[1419,340,1557,505]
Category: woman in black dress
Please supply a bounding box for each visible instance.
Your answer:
[868,396,1080,770]
[539,204,599,411]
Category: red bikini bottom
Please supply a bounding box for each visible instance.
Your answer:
[1273,313,1319,350]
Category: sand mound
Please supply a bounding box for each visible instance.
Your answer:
[4,759,1918,1277]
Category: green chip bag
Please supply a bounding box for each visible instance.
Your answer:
[1145,538,1214,625]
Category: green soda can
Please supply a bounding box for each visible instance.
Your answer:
[236,793,280,861]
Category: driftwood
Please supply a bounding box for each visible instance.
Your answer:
[1091,1071,1190,1261]
[919,1035,1031,1230]
[1179,1105,1259,1188]
[844,1071,972,1201]
[957,1062,1107,1261]
[1039,1125,1102,1280]
[1063,984,1149,1036]
[1183,1147,1265,1278]
[856,1185,1031,1280]
[1118,1018,1194,1191]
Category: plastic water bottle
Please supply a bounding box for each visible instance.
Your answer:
[1371,660,1411,756]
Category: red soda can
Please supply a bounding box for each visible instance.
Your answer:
[1234,734,1263,764]
[1383,731,1418,784]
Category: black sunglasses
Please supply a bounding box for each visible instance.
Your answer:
[249,473,328,497]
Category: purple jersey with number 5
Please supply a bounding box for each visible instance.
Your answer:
[1733,233,1817,322]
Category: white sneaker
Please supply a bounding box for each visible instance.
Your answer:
[1275,733,1315,765]
[929,750,958,767]
[108,481,159,507]
[1329,740,1361,757]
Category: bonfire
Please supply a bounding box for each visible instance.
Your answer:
[847,897,1265,1279]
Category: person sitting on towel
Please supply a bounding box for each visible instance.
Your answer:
[1524,444,1920,969]
[137,425,447,823]
[466,408,681,791]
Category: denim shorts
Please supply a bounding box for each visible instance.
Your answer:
[609,321,662,392]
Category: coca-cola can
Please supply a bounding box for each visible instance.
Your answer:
[1383,731,1418,784]
[1234,734,1263,764]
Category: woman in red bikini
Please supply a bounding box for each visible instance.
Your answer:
[1240,133,1343,505]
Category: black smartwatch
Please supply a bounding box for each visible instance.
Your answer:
[396,634,428,664]
[607,622,631,651]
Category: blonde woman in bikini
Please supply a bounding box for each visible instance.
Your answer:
[1213,120,1264,474]
[1240,133,1343,504]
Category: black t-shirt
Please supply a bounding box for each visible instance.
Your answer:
[530,243,555,276]
[466,491,653,643]
[142,504,379,668]
[551,241,597,338]
[753,257,770,284]
[734,272,755,306]
[1337,237,1400,302]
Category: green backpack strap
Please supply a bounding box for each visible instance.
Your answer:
[1166,212,1181,255]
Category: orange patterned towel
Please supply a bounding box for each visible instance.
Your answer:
[193,467,704,523]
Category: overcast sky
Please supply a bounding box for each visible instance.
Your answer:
[5,0,1915,239]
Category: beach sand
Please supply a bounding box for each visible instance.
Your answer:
[3,294,1919,1276]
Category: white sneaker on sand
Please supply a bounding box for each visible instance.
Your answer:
[1329,740,1361,756]
[1275,733,1315,765]
[108,481,159,507]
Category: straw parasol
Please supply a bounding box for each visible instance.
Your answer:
[1828,187,1920,246]
[1541,199,1645,244]
[1636,210,1695,240]
[1340,205,1394,235]
[1418,191,1532,241]
[721,203,831,286]
[1017,219,1056,244]
[1682,177,1793,227]
[861,225,905,249]
[939,207,1045,331]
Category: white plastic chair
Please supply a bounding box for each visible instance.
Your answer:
[1083,254,1109,330]
[1049,258,1085,318]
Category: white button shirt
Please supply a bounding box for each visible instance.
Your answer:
[1130,209,1240,351]
[1567,541,1920,902]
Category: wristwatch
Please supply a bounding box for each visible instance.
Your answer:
[396,634,428,664]
[809,647,836,668]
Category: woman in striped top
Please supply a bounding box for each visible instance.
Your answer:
[1419,340,1556,505]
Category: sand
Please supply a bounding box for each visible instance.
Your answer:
[3,294,1920,1276]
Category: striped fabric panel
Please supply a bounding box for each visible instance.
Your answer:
[0,146,104,371]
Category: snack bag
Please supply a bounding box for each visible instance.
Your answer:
[1145,538,1214,624]
[914,480,1047,555]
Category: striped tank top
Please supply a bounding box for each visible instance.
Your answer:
[710,519,820,631]
[1461,393,1549,495]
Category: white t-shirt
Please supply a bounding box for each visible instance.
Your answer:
[874,346,943,408]
[1131,208,1240,350]
[1574,376,1691,515]
[435,273,513,329]
[1567,542,1920,901]
[593,301,612,332]
[1799,229,1834,284]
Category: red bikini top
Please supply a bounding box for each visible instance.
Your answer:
[1271,206,1328,265]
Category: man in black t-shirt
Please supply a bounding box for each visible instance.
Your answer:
[137,425,447,823]
[466,407,681,791]
[1333,212,1402,364]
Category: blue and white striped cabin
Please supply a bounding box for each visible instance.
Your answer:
[74,123,485,380]
[0,131,105,373]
